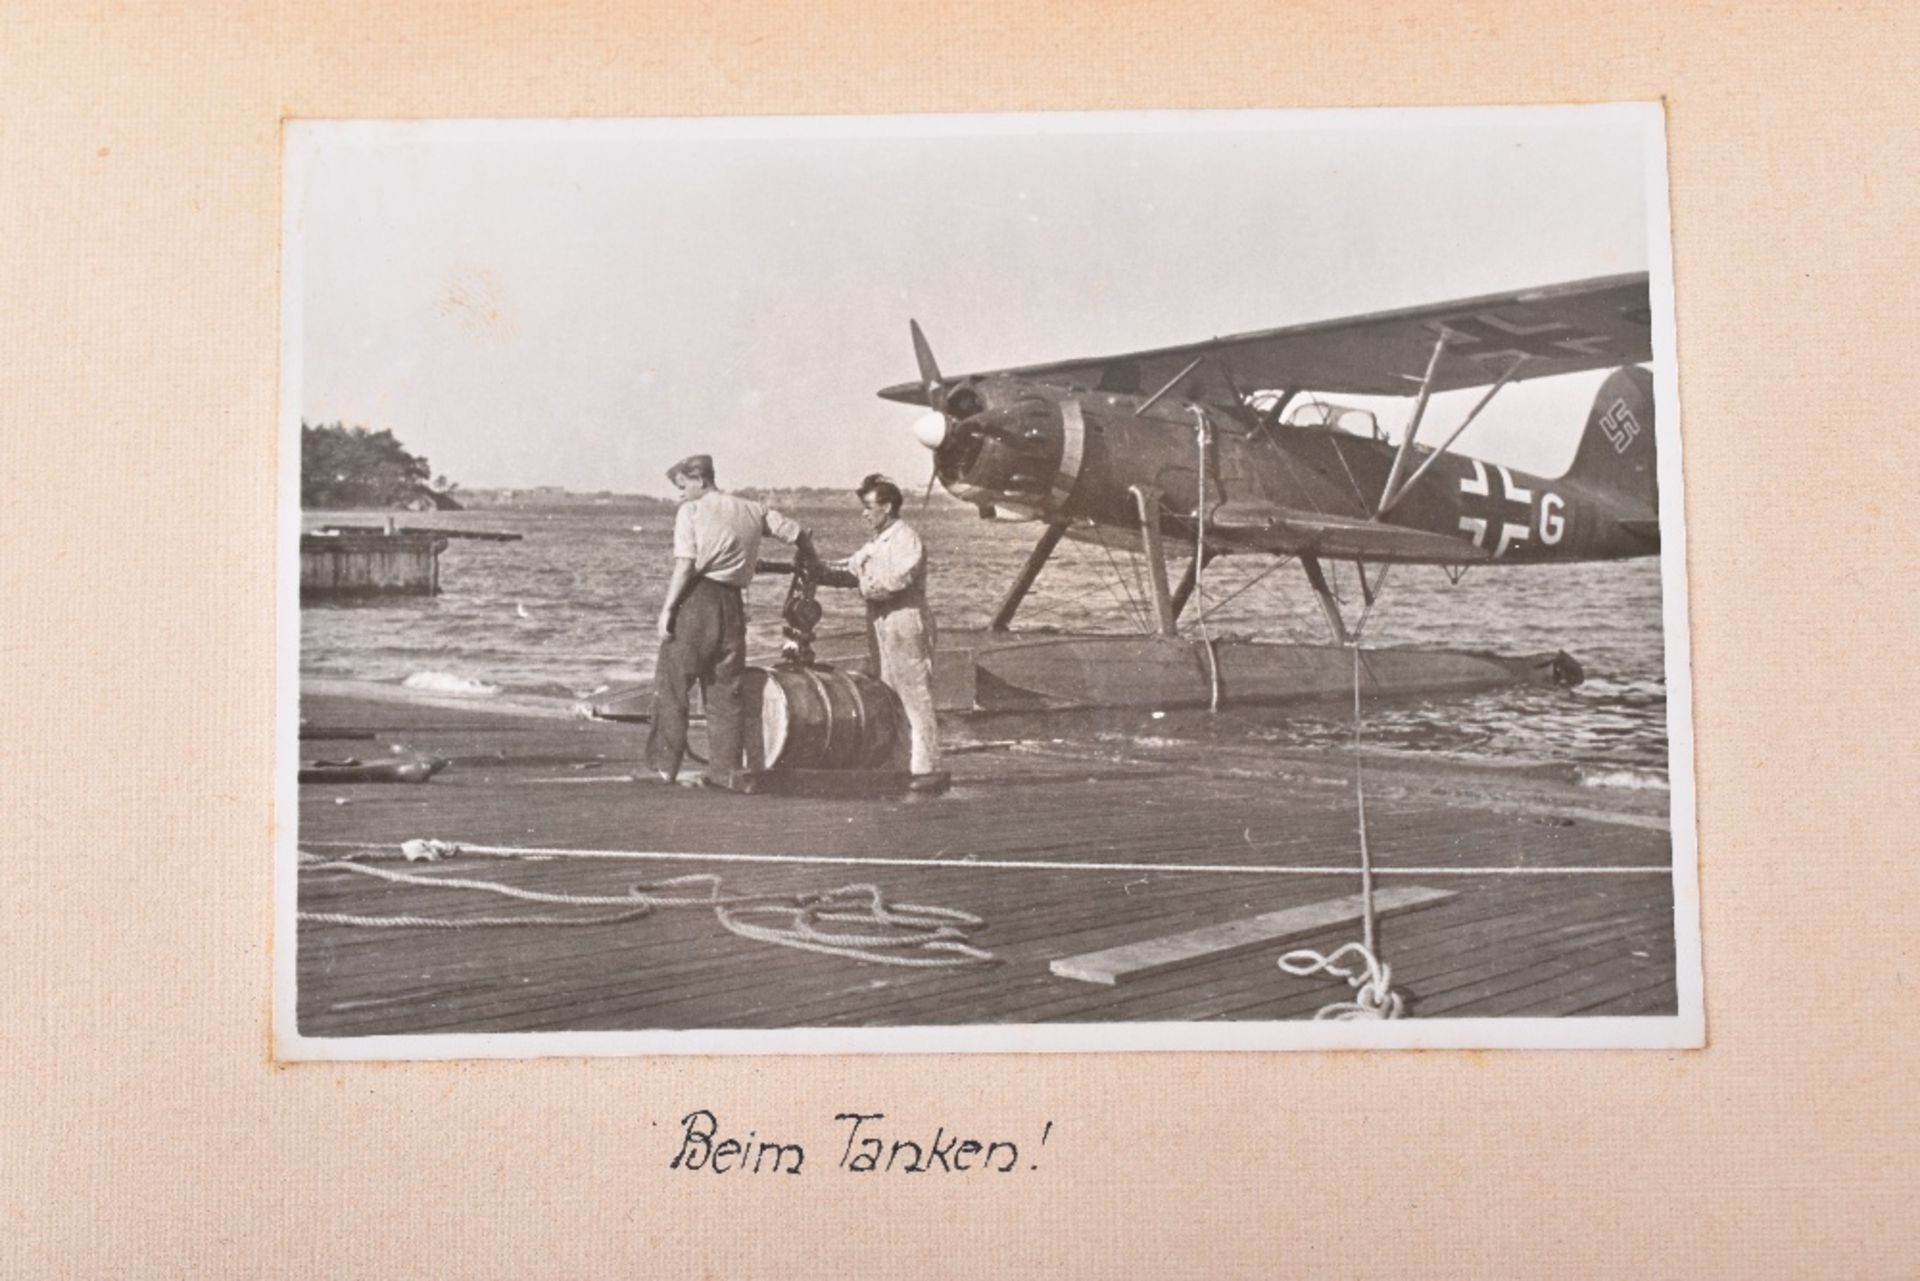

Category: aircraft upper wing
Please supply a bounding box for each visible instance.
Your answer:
[881,274,1653,402]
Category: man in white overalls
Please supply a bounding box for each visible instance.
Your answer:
[833,475,944,792]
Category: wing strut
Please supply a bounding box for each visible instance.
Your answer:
[1136,355,1207,417]
[988,522,1067,632]
[1300,555,1350,645]
[1353,561,1393,635]
[1170,546,1220,620]
[1376,330,1450,514]
[1377,354,1529,516]
[1301,557,1394,646]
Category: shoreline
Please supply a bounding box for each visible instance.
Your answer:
[297,673,1670,816]
[300,675,589,722]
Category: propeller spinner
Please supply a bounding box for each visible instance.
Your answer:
[911,410,949,451]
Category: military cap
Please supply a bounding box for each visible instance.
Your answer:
[666,454,714,484]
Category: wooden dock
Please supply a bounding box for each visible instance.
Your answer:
[316,523,523,542]
[299,530,446,598]
[294,685,1677,1035]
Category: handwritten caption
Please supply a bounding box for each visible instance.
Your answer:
[669,1110,1055,1176]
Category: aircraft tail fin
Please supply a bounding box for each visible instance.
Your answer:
[1565,365,1658,514]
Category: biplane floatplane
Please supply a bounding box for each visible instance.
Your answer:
[593,273,1660,720]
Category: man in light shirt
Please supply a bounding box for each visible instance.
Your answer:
[649,454,815,787]
[825,475,944,792]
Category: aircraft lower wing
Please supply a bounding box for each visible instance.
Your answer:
[1209,502,1491,563]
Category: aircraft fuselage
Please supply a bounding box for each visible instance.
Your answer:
[927,367,1659,566]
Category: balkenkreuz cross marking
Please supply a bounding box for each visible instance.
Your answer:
[1435,312,1615,363]
[1457,459,1533,557]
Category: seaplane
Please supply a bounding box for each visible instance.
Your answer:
[589,273,1662,725]
[864,272,1661,713]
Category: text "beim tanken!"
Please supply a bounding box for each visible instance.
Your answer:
[669,1110,1055,1175]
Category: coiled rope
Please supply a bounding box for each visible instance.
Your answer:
[1278,941,1405,1020]
[297,850,995,967]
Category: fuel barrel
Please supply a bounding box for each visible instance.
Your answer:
[741,666,911,772]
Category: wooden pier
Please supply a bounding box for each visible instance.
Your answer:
[294,683,1677,1036]
[317,523,523,542]
[300,529,447,599]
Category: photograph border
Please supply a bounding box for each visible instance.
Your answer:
[272,105,1701,1061]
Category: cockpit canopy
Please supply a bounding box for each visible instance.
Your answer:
[1279,398,1381,440]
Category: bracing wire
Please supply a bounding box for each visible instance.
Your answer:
[1191,556,1294,625]
[1089,528,1154,635]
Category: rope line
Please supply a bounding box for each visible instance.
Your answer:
[1352,646,1377,954]
[1185,409,1227,712]
[298,854,995,967]
[298,840,1668,879]
[1276,643,1406,1019]
[300,908,654,929]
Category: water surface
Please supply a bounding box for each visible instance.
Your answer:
[301,503,1675,775]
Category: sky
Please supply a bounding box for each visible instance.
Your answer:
[290,108,1664,495]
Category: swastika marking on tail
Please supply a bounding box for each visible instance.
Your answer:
[1599,399,1642,454]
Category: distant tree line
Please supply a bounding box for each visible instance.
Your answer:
[302,422,461,509]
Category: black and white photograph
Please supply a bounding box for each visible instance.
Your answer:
[276,106,1697,1056]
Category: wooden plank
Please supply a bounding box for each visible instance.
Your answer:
[1048,885,1455,986]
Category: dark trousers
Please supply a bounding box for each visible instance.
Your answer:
[647,578,746,781]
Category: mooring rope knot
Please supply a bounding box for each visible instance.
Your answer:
[1277,941,1406,1020]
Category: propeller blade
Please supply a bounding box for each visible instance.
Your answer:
[909,319,946,411]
